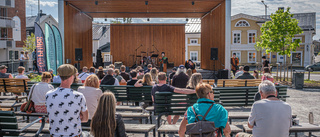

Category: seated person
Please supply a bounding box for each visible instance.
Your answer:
[186,73,202,89]
[152,72,195,125]
[137,69,144,80]
[120,65,130,82]
[237,66,255,79]
[237,81,292,137]
[101,68,120,85]
[172,65,189,88]
[15,66,28,79]
[234,66,244,79]
[96,66,105,79]
[178,83,231,137]
[134,73,154,87]
[0,65,13,78]
[79,66,90,81]
[52,75,61,83]
[261,67,273,82]
[126,70,138,85]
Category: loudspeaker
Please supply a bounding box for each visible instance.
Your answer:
[210,48,218,60]
[96,49,103,67]
[218,69,229,79]
[75,48,83,61]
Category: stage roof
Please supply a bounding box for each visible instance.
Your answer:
[65,0,224,18]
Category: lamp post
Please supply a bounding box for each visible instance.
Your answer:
[261,0,268,21]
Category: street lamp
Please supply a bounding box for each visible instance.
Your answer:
[261,0,267,21]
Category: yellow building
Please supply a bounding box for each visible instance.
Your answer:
[185,18,201,64]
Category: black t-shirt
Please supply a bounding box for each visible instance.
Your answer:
[127,79,138,85]
[263,60,269,67]
[151,84,175,99]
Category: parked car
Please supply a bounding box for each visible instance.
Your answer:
[305,62,320,71]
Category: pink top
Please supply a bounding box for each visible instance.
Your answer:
[261,75,274,82]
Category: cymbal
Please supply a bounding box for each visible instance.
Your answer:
[141,51,146,53]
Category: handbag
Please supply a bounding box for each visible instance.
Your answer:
[186,103,222,137]
[20,85,36,113]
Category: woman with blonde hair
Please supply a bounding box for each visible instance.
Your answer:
[78,75,103,127]
[134,73,154,87]
[91,92,127,137]
[150,68,158,83]
[186,68,192,78]
[186,73,203,89]
[28,72,53,113]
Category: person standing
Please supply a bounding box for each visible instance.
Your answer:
[185,59,196,73]
[46,64,88,136]
[231,53,239,76]
[236,81,292,137]
[24,51,30,71]
[159,52,168,73]
[19,51,26,66]
[262,56,270,68]
[32,49,38,72]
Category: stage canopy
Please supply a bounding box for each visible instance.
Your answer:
[61,0,231,71]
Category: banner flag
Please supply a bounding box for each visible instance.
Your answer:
[34,22,47,73]
[45,23,57,75]
[52,25,63,69]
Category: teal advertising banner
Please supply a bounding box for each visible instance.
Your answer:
[52,25,63,69]
[45,23,57,75]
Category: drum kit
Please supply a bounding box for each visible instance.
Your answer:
[134,44,159,67]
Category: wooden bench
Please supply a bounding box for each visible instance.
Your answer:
[212,85,288,107]
[243,123,320,137]
[0,78,30,94]
[228,112,297,124]
[203,79,262,87]
[0,111,45,137]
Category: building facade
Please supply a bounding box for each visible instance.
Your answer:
[185,18,201,64]
[0,0,26,64]
[92,23,110,64]
[26,12,58,36]
[313,40,320,56]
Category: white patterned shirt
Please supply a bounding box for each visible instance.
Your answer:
[46,87,87,137]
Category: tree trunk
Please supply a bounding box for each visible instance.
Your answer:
[283,54,287,81]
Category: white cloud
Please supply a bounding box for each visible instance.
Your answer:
[26,0,57,8]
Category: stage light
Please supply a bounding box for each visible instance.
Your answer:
[147,18,150,21]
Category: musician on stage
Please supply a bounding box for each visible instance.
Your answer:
[159,52,168,73]
[185,59,196,73]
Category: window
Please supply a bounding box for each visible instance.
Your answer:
[248,52,256,63]
[233,31,241,44]
[232,51,241,63]
[190,51,198,61]
[235,20,250,27]
[292,37,302,43]
[190,39,198,44]
[291,51,302,66]
[9,50,19,60]
[247,30,257,44]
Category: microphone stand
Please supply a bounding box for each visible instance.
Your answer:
[135,44,143,65]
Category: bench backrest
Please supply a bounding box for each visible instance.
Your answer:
[0,111,19,136]
[0,78,29,94]
[203,79,261,87]
[100,85,152,103]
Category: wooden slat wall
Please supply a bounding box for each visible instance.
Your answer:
[64,4,93,68]
[201,1,226,70]
[110,24,185,67]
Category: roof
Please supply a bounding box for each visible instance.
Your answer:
[26,14,56,28]
[92,24,110,40]
[98,42,110,52]
[185,18,201,33]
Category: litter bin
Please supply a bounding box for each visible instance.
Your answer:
[292,70,304,89]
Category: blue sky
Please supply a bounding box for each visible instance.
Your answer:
[26,0,320,40]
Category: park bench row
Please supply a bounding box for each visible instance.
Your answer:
[203,79,262,87]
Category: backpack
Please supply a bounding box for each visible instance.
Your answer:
[185,103,222,137]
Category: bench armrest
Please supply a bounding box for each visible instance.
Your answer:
[20,116,45,137]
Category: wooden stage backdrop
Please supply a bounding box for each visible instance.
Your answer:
[110,24,185,67]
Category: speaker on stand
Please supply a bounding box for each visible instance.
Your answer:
[75,48,83,71]
[210,48,218,84]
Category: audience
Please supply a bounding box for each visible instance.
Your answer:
[0,65,13,78]
[126,70,138,85]
[48,69,54,81]
[237,66,255,79]
[134,73,155,87]
[234,66,244,79]
[96,66,105,79]
[172,65,189,88]
[52,75,61,83]
[186,68,192,78]
[15,66,28,79]
[169,67,177,80]
[88,67,96,75]
[114,69,126,83]
[109,64,115,70]
[152,72,195,124]
[150,68,158,83]
[261,67,273,82]
[144,64,152,74]
[90,92,127,137]
[236,81,292,137]
[137,69,144,79]
[178,83,231,137]
[29,72,53,113]
[135,66,142,72]
[78,75,103,127]
[186,73,202,89]
[46,64,88,136]
[120,65,130,82]
[101,68,120,86]
[79,66,89,81]
[253,70,259,79]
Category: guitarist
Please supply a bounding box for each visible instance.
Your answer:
[159,52,168,73]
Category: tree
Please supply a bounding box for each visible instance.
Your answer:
[255,7,303,81]
[23,33,36,53]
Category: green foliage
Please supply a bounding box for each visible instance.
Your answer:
[27,73,42,82]
[23,33,36,53]
[256,7,303,57]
